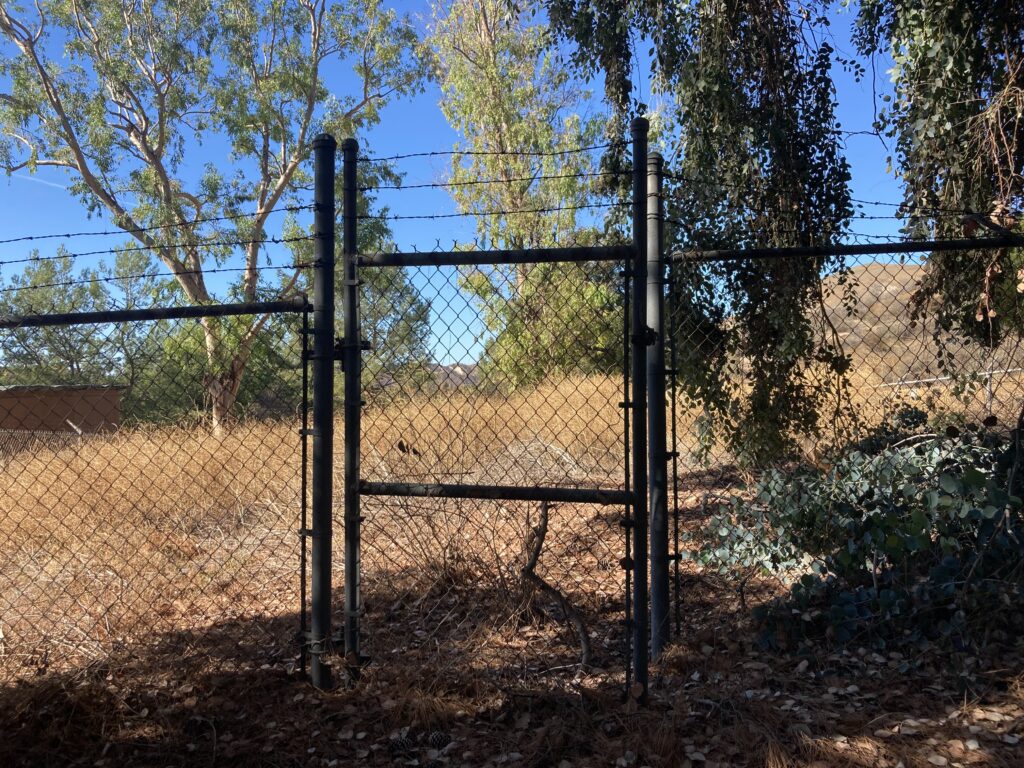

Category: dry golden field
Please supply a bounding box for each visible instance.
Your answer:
[0,376,631,685]
[2,363,1023,767]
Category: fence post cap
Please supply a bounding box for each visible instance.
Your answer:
[312,134,337,150]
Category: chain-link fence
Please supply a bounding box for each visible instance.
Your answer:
[665,245,1024,634]
[0,302,309,684]
[356,253,632,691]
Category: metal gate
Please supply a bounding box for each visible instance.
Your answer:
[305,123,658,695]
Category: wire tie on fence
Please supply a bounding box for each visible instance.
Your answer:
[668,553,684,562]
[299,428,318,437]
[665,451,680,460]
[298,528,315,538]
[619,400,632,409]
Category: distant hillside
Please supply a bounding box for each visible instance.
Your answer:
[820,260,1024,395]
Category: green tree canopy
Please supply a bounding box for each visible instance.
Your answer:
[854,1,1024,350]
[0,0,422,429]
[430,0,623,387]
[0,250,167,398]
[539,0,854,462]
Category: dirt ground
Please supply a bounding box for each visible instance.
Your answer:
[1,416,1022,767]
[2,561,1022,768]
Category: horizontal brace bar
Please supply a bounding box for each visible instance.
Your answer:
[0,296,310,329]
[360,480,632,506]
[357,244,634,268]
[670,235,1024,264]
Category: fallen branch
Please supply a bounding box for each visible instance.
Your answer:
[520,501,592,665]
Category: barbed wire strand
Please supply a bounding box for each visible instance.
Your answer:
[357,141,628,165]
[0,235,317,269]
[0,261,313,296]
[358,201,628,222]
[661,172,1012,218]
[0,205,315,248]
[357,169,629,193]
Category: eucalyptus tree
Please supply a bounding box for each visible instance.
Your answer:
[536,0,854,463]
[853,1,1024,348]
[430,0,622,386]
[0,0,421,429]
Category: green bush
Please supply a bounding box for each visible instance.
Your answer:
[700,422,1024,648]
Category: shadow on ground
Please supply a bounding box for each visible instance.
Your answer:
[2,574,1022,768]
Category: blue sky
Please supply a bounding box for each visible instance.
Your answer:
[0,3,902,253]
[0,2,905,364]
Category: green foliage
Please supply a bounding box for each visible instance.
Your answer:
[126,312,304,424]
[663,3,853,464]
[853,1,1024,351]
[0,251,168,394]
[0,0,422,424]
[465,259,622,387]
[702,423,1024,647]
[430,0,623,385]
[540,0,854,461]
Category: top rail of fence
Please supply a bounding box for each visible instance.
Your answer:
[670,234,1024,264]
[0,297,310,330]
[356,244,634,269]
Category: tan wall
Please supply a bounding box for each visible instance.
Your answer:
[0,388,121,433]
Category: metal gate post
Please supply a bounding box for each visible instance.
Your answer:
[341,137,363,667]
[647,152,669,660]
[310,133,337,690]
[630,118,650,700]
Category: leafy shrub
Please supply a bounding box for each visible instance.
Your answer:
[700,422,1024,648]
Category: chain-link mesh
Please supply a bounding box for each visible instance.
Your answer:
[666,249,1024,626]
[356,254,631,689]
[0,308,308,683]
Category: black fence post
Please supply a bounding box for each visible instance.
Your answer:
[310,133,336,690]
[341,137,362,668]
[630,117,650,700]
[647,152,669,660]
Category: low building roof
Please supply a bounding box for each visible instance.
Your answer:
[0,384,126,393]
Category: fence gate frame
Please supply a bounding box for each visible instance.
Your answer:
[307,120,668,697]
[306,125,1024,697]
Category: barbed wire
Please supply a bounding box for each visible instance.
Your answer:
[0,205,315,248]
[662,223,1019,252]
[661,171,1011,218]
[0,261,312,296]
[358,201,627,222]
[356,141,628,165]
[0,235,316,270]
[667,201,969,222]
[357,169,629,193]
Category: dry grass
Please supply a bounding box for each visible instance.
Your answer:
[0,376,632,685]
[2,371,1023,767]
[0,422,303,677]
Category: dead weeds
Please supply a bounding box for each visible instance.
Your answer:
[1,383,1023,767]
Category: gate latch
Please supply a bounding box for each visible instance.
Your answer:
[336,337,373,368]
